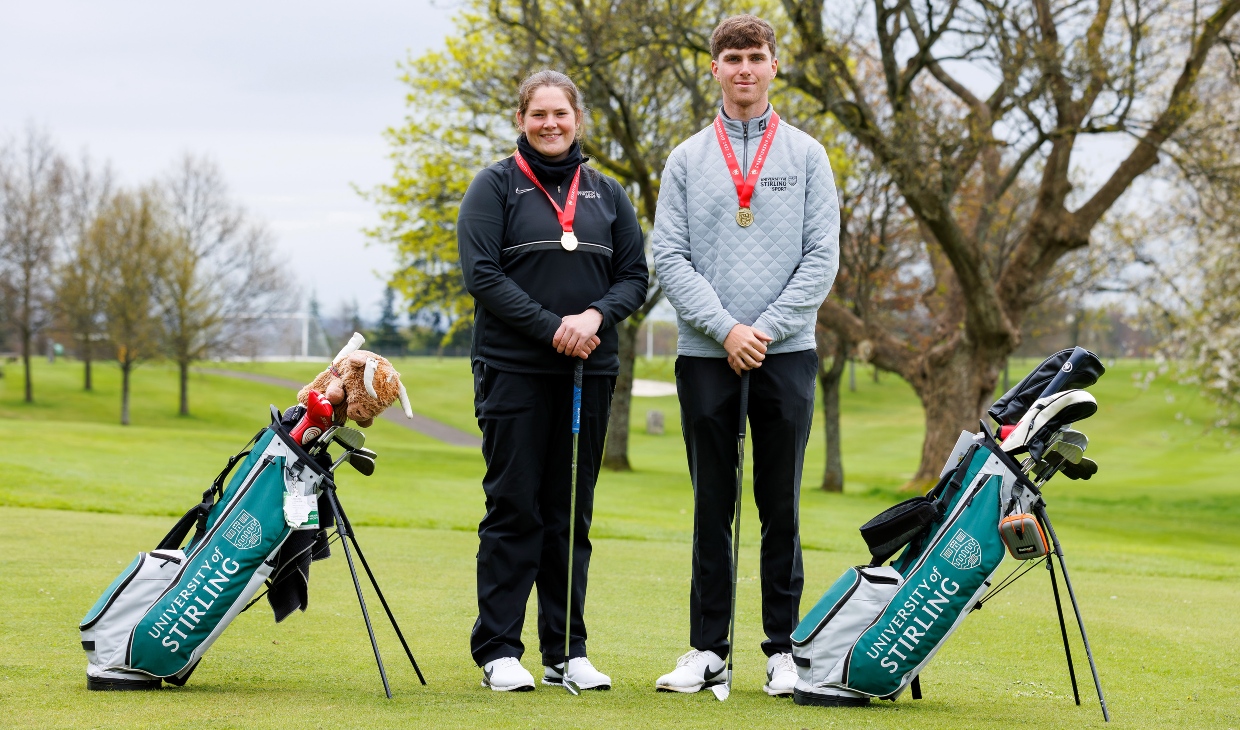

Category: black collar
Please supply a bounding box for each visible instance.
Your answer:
[515,135,586,186]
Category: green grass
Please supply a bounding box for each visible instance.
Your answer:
[0,356,1237,728]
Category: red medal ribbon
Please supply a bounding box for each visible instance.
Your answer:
[513,150,582,234]
[713,111,781,210]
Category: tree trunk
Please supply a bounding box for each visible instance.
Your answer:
[179,360,190,416]
[603,319,639,471]
[22,328,33,403]
[120,361,132,426]
[83,340,93,391]
[903,345,1003,492]
[819,337,848,492]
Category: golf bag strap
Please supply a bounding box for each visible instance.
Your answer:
[934,444,979,515]
[158,426,266,551]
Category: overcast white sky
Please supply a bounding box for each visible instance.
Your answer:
[0,0,457,320]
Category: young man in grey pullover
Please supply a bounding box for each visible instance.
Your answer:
[651,15,840,697]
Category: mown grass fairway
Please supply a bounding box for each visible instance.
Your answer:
[1,356,1237,729]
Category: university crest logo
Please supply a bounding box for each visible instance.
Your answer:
[940,528,982,570]
[223,510,262,550]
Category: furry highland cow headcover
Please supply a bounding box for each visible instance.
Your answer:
[298,333,413,428]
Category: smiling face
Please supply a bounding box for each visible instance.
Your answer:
[516,85,581,160]
[711,44,778,119]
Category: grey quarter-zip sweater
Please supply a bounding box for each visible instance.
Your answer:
[652,105,840,357]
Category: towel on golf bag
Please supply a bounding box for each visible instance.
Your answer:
[80,415,331,689]
[792,430,1039,704]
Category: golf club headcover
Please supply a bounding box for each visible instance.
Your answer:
[290,390,334,444]
[999,513,1048,560]
[988,347,1104,426]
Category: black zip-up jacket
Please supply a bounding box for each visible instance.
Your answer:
[458,156,649,375]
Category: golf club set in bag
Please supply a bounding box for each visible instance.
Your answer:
[787,347,1112,720]
[79,362,425,696]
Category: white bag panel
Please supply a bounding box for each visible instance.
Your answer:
[797,566,903,687]
[82,550,186,672]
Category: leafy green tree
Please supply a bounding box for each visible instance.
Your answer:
[780,0,1240,487]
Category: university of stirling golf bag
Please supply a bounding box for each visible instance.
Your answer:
[792,348,1110,721]
[80,407,425,695]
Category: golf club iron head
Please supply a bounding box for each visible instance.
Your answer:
[1033,440,1086,484]
[562,676,581,696]
[1059,457,1099,480]
[333,426,366,452]
[347,451,375,476]
[711,680,730,701]
[355,447,377,461]
[309,425,339,456]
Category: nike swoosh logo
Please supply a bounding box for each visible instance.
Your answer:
[704,666,724,681]
[516,187,535,194]
[767,669,775,682]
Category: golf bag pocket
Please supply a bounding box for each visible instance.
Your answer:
[792,566,903,687]
[81,549,187,670]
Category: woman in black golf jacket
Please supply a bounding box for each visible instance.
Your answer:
[457,70,648,692]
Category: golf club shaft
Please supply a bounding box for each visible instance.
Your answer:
[563,359,584,693]
[726,371,751,692]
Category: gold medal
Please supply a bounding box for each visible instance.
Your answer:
[561,231,579,251]
[736,207,754,227]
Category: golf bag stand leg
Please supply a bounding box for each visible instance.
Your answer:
[1036,504,1110,722]
[327,486,427,684]
[1046,553,1081,705]
[323,484,393,698]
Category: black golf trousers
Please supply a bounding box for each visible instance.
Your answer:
[676,350,816,658]
[470,363,614,667]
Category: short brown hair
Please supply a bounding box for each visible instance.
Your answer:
[710,15,777,59]
[516,69,585,120]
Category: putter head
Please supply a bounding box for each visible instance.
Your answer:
[347,451,375,476]
[333,426,366,452]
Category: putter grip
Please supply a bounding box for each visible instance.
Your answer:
[572,360,583,435]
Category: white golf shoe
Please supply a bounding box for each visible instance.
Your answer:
[482,657,535,692]
[654,650,727,693]
[763,652,797,696]
[543,657,612,690]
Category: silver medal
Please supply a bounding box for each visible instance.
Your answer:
[561,231,578,251]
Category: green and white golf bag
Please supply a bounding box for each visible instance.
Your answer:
[792,431,1040,705]
[80,420,327,690]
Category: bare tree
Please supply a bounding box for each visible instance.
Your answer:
[57,156,113,390]
[0,129,68,403]
[780,0,1240,487]
[160,154,290,416]
[96,188,169,425]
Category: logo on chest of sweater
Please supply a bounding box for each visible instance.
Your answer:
[759,176,798,192]
[577,189,601,199]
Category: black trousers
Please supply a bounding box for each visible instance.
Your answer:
[676,351,816,658]
[470,363,614,667]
